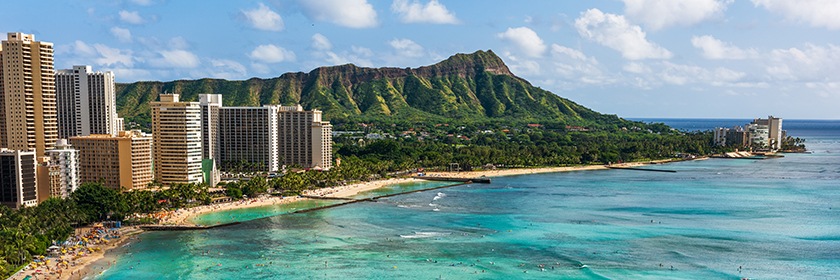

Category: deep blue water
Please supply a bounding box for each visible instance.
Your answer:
[96,119,840,279]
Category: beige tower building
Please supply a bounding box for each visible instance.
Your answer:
[0,32,58,156]
[277,105,332,170]
[70,131,152,190]
[56,65,119,138]
[151,93,203,185]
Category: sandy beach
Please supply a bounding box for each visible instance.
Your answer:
[10,159,687,280]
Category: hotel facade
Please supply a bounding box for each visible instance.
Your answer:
[0,32,59,156]
[0,149,37,209]
[56,65,120,138]
[70,131,153,190]
[152,94,203,185]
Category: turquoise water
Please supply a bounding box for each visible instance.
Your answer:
[98,122,840,279]
[191,180,456,226]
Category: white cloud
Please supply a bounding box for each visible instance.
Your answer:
[497,27,547,58]
[691,35,758,59]
[549,44,610,85]
[242,3,284,32]
[752,0,840,29]
[391,0,459,24]
[316,46,374,67]
[155,50,200,68]
[110,27,132,43]
[574,9,672,60]
[207,59,248,79]
[168,37,190,50]
[299,0,378,28]
[71,41,134,67]
[389,38,424,58]
[659,62,745,86]
[501,52,541,76]
[622,0,732,30]
[249,44,296,63]
[119,10,145,24]
[766,44,840,81]
[311,33,332,51]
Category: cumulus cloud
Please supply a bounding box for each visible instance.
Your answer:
[155,50,200,68]
[497,27,547,58]
[249,44,296,63]
[391,0,459,24]
[207,59,248,79]
[242,3,284,31]
[691,35,758,59]
[389,38,424,58]
[299,0,378,28]
[766,44,840,81]
[71,41,134,67]
[622,0,732,30]
[575,9,672,60]
[752,0,840,29]
[549,44,611,85]
[110,27,132,43]
[119,10,145,24]
[659,62,745,85]
[311,33,332,51]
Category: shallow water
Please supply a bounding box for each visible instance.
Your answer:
[98,120,840,279]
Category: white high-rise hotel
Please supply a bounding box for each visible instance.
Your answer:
[56,65,120,137]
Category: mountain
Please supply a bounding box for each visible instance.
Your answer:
[116,50,621,126]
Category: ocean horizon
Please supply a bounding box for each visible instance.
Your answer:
[95,119,840,279]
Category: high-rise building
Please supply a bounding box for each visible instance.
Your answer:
[151,93,203,185]
[199,94,221,165]
[56,65,119,138]
[218,105,279,172]
[0,149,37,209]
[45,139,79,197]
[277,105,332,170]
[0,32,58,156]
[70,130,153,190]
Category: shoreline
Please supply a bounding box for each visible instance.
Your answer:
[16,158,692,279]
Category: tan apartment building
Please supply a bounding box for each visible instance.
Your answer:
[277,105,332,170]
[36,157,61,202]
[56,65,119,138]
[0,149,37,209]
[70,130,153,190]
[151,93,203,185]
[0,32,59,156]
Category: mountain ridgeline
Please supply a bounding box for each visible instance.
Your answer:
[116,50,625,126]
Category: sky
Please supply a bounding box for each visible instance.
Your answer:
[1,0,839,119]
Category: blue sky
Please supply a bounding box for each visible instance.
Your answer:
[2,0,839,119]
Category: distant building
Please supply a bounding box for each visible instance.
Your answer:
[713,116,784,151]
[218,105,280,172]
[751,116,783,150]
[56,65,119,138]
[45,139,80,196]
[0,149,37,209]
[71,130,153,190]
[0,32,58,156]
[277,105,332,170]
[151,94,203,185]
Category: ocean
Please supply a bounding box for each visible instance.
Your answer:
[96,119,840,279]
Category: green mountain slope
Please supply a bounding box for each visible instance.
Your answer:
[116,50,622,126]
